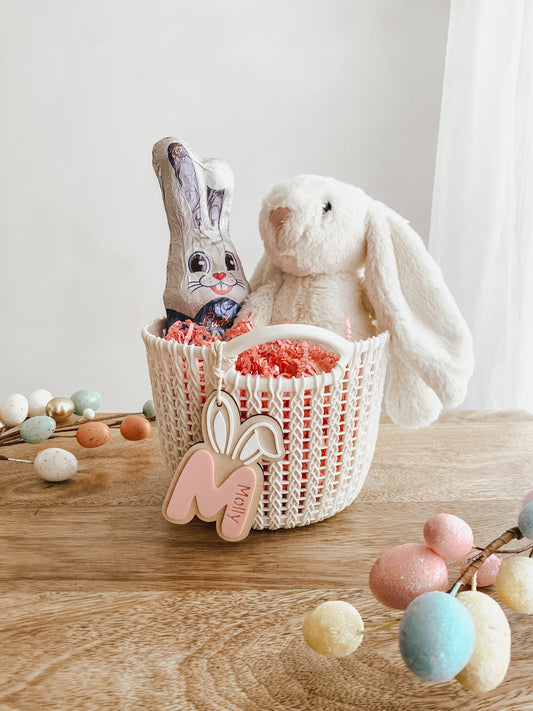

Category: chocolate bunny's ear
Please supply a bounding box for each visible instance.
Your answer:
[167,142,202,227]
[363,201,474,427]
[204,158,234,236]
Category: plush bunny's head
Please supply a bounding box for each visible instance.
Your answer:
[259,175,372,277]
[257,175,473,427]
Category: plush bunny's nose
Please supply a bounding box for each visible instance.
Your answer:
[270,207,291,230]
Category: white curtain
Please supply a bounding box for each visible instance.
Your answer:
[429,0,533,410]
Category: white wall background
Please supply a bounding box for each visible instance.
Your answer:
[0,0,450,411]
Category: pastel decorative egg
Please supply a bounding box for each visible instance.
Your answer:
[143,399,156,418]
[461,554,501,587]
[496,557,533,614]
[524,490,533,506]
[303,600,364,657]
[399,591,475,683]
[518,502,533,540]
[455,590,511,693]
[82,408,96,420]
[27,389,53,417]
[45,397,75,422]
[120,415,151,441]
[33,447,78,482]
[423,513,474,559]
[76,421,110,448]
[0,393,29,427]
[20,416,56,444]
[70,389,102,416]
[369,543,448,610]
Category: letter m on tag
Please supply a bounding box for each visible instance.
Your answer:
[164,448,260,541]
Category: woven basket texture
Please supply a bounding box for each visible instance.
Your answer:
[143,319,389,530]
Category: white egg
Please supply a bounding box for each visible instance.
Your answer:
[27,389,53,417]
[0,393,29,426]
[33,448,78,482]
[82,408,95,420]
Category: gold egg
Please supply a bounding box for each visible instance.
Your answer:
[45,397,75,422]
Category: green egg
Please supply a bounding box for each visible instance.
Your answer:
[20,415,56,443]
[143,399,156,418]
[70,389,102,416]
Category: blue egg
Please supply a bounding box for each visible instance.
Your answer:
[399,591,475,683]
[518,502,533,540]
[143,399,156,418]
[70,389,102,416]
[20,415,56,444]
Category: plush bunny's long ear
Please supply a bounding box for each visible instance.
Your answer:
[364,201,473,427]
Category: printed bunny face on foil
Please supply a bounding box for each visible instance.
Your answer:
[162,391,285,541]
[153,138,250,334]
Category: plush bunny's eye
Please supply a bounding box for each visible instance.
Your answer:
[322,201,332,214]
[225,251,237,271]
[188,251,210,273]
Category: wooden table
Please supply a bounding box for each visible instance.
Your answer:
[1,410,532,710]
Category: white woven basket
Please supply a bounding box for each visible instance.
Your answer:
[142,318,389,530]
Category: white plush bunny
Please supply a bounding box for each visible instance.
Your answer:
[240,175,474,428]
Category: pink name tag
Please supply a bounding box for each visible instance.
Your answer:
[163,391,285,541]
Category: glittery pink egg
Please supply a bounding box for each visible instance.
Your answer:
[369,543,448,610]
[524,490,533,506]
[423,513,474,559]
[460,553,501,587]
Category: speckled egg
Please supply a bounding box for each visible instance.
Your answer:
[303,601,364,657]
[33,447,78,482]
[76,421,110,448]
[70,389,102,416]
[423,513,474,559]
[369,543,448,610]
[455,590,511,693]
[20,416,56,444]
[120,415,151,441]
[518,502,533,540]
[0,393,29,427]
[399,591,475,683]
[461,554,501,587]
[143,399,156,418]
[496,557,533,614]
[27,389,53,417]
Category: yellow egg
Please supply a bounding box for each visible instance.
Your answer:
[455,590,510,693]
[45,397,75,422]
[303,601,364,657]
[496,557,533,614]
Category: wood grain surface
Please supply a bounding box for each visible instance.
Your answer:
[1,410,533,710]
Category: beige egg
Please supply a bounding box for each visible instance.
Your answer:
[496,556,533,614]
[455,590,511,694]
[303,600,364,657]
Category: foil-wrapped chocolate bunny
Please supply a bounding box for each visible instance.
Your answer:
[152,138,250,334]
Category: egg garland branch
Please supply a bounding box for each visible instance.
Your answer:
[450,526,523,593]
[0,412,155,448]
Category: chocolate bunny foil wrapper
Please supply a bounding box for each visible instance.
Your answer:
[153,138,250,334]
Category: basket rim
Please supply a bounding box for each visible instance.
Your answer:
[142,317,389,391]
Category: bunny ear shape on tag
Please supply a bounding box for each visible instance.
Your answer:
[364,202,474,424]
[202,391,239,455]
[233,417,285,465]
